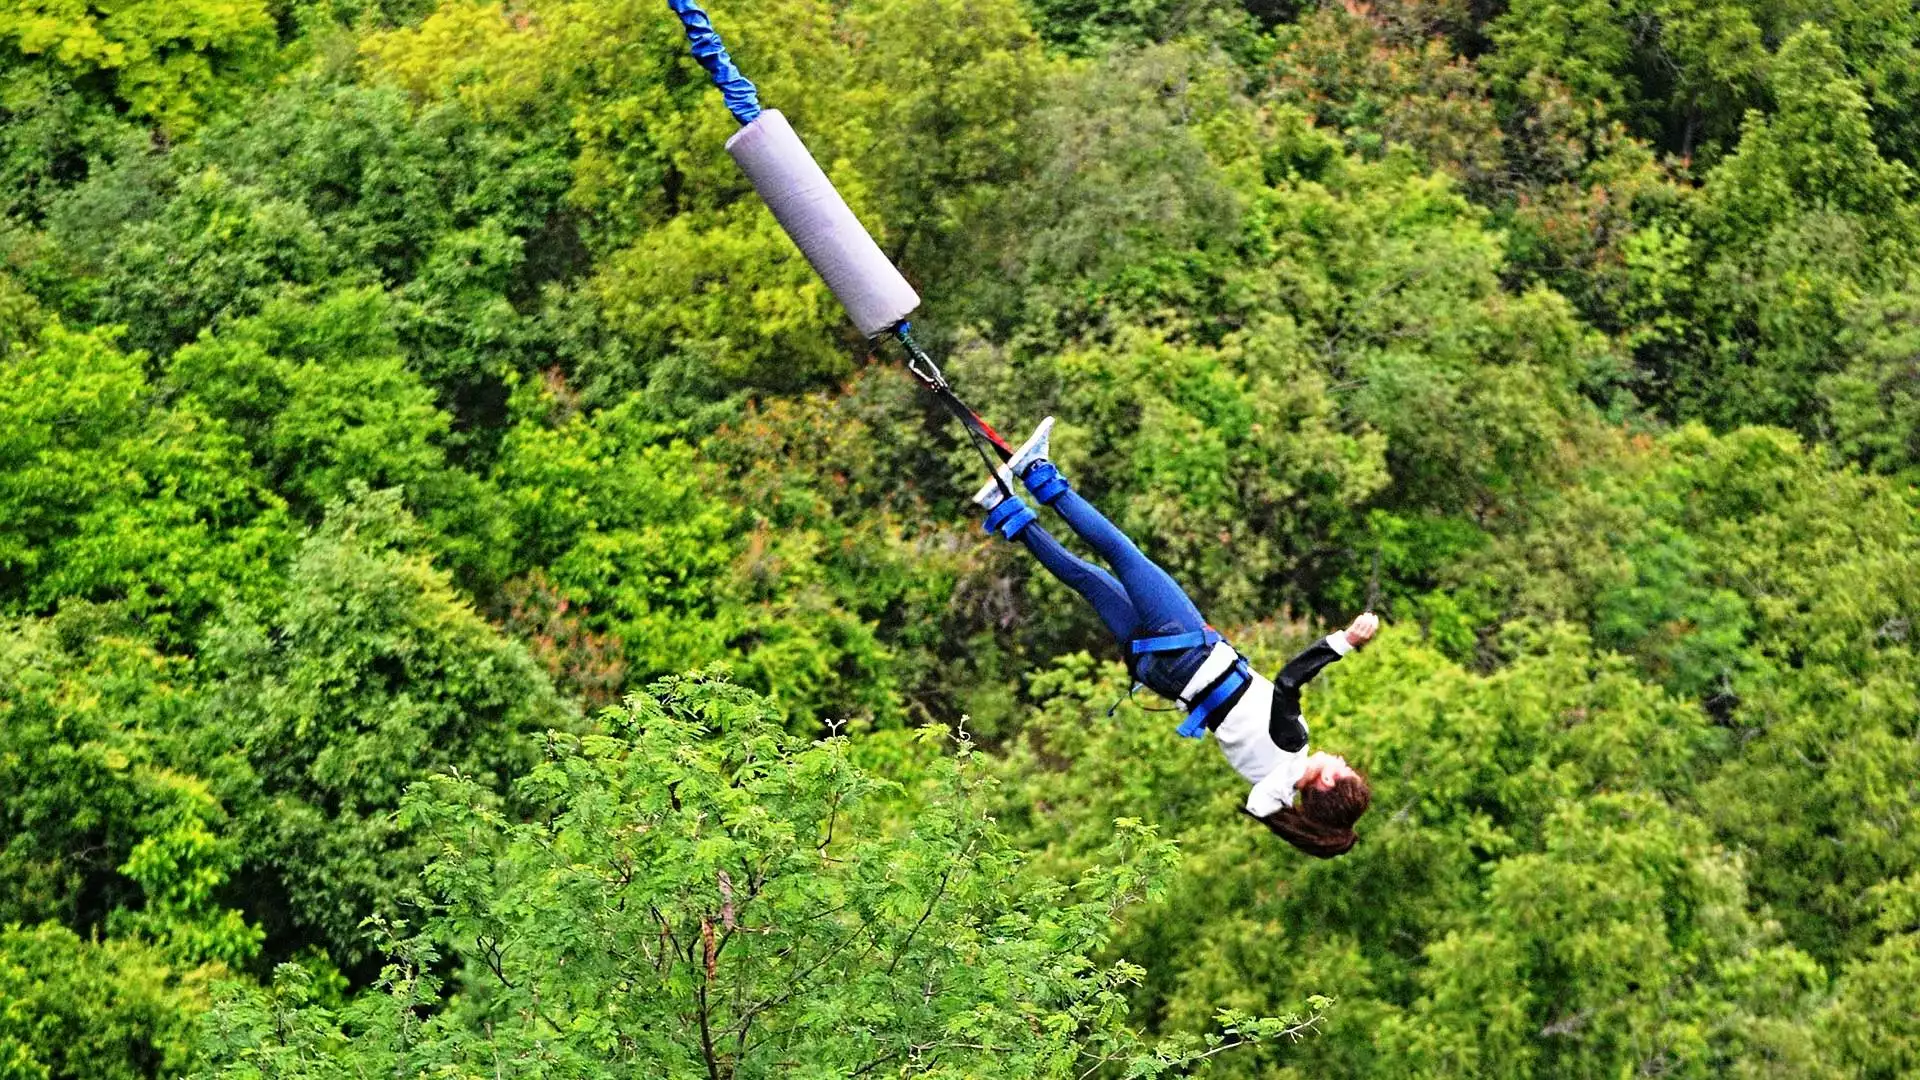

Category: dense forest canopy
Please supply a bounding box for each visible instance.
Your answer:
[1,0,1917,1076]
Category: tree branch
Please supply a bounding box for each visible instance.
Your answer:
[885,859,962,978]
[696,981,724,1080]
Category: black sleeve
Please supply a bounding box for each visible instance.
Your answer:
[1269,637,1346,753]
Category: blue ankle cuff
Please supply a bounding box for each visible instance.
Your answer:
[1024,462,1071,505]
[983,496,1037,540]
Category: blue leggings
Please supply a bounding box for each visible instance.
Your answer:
[1015,475,1211,697]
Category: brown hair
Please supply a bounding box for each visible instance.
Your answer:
[1259,771,1371,858]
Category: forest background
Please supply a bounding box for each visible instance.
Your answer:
[2,0,1918,1075]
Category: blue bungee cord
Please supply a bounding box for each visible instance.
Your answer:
[667,0,761,125]
[664,0,1015,486]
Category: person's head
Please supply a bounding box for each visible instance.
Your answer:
[1261,752,1370,858]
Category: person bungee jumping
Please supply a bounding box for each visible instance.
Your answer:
[665,6,1372,856]
[978,418,1376,857]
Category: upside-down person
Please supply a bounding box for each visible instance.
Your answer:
[977,418,1376,857]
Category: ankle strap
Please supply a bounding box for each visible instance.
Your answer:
[1023,462,1071,505]
[983,496,1037,539]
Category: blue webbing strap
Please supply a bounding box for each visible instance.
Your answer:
[667,0,762,125]
[983,496,1037,540]
[1177,658,1251,738]
[1125,627,1240,738]
[1130,628,1219,655]
[1023,462,1071,505]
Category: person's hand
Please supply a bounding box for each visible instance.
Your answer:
[1345,611,1379,649]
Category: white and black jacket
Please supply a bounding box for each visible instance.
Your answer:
[1179,633,1352,817]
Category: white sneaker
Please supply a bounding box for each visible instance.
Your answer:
[971,416,1054,510]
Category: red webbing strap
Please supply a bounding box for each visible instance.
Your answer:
[893,322,1016,500]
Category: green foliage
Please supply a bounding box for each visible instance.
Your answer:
[166,292,446,506]
[89,168,338,357]
[952,40,1246,342]
[1023,0,1259,55]
[493,570,630,708]
[587,204,855,399]
[1821,279,1920,479]
[0,923,210,1080]
[196,675,1321,1078]
[991,627,1827,1079]
[167,77,580,439]
[1819,876,1920,1078]
[166,289,512,588]
[0,62,138,223]
[0,616,258,966]
[1447,425,1920,961]
[1619,26,1920,433]
[1483,0,1920,169]
[19,72,579,448]
[967,328,1391,621]
[845,0,1053,274]
[1484,0,1767,161]
[961,95,1610,621]
[3,0,1920,1077]
[492,385,908,725]
[0,323,291,640]
[0,0,278,135]
[194,488,574,963]
[696,380,1001,729]
[1262,4,1684,353]
[0,273,40,351]
[1265,6,1503,185]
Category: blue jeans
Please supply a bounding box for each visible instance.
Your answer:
[1016,481,1211,697]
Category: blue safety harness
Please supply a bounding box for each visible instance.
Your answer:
[1129,627,1253,739]
[995,475,1249,739]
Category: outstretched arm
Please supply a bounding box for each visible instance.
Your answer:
[1270,613,1378,751]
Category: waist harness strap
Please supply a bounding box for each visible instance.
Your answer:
[982,496,1037,540]
[1130,627,1219,656]
[1128,628,1245,740]
[1178,657,1251,738]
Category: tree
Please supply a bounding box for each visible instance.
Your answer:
[1817,875,1920,1078]
[88,167,338,358]
[1446,424,1920,963]
[990,623,1823,1079]
[948,41,1247,345]
[0,61,138,223]
[1819,278,1920,480]
[0,0,277,136]
[0,923,212,1080]
[196,673,1323,1079]
[1630,26,1920,430]
[1263,5,1503,187]
[168,77,583,446]
[1484,0,1767,162]
[166,289,513,591]
[193,488,574,965]
[490,386,905,727]
[0,322,291,642]
[961,326,1391,625]
[0,614,259,967]
[1021,0,1259,56]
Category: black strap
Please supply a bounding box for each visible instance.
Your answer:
[893,323,1015,501]
[1107,681,1180,717]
